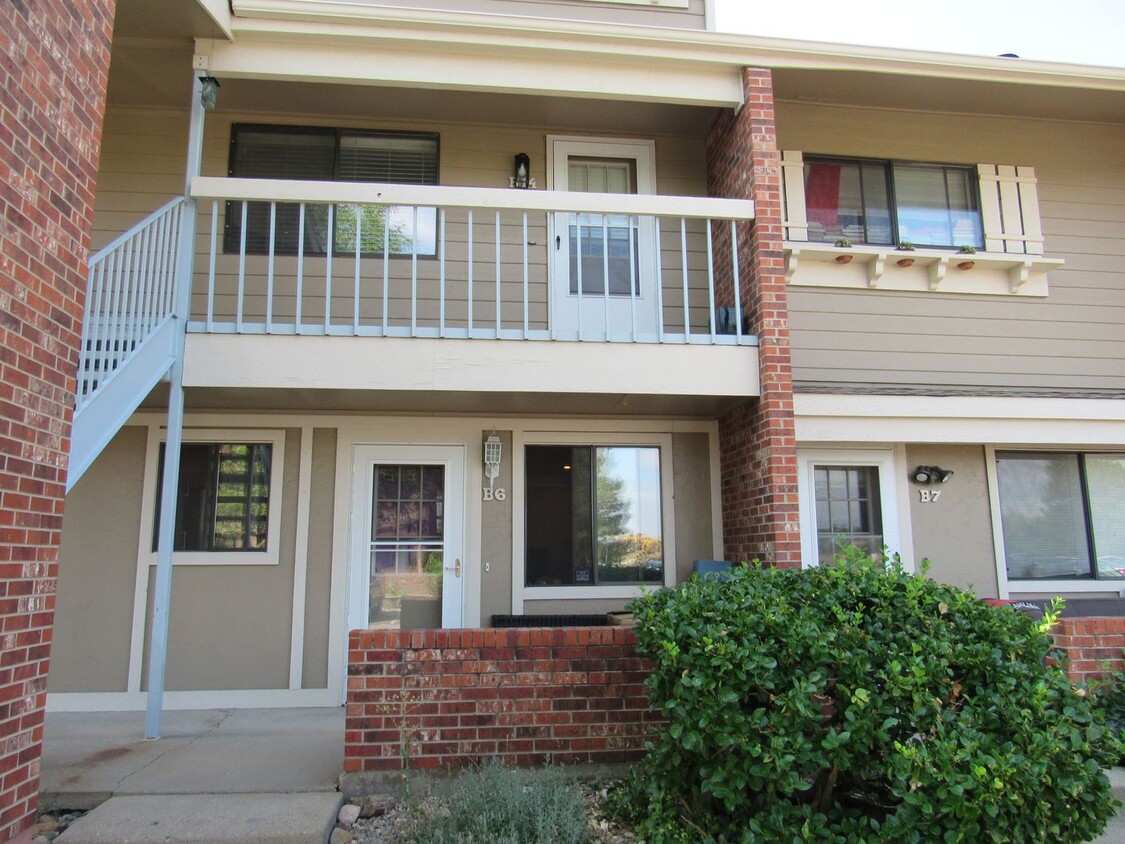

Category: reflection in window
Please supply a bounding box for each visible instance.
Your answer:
[997,452,1125,580]
[154,443,272,552]
[803,156,982,249]
[526,446,663,586]
[813,465,883,565]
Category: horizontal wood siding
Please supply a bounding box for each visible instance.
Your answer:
[777,103,1125,392]
[92,105,713,333]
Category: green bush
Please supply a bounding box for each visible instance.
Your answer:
[411,762,591,844]
[1090,665,1125,764]
[612,548,1120,843]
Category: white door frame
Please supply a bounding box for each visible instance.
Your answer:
[547,136,658,341]
[346,444,466,633]
[796,447,913,570]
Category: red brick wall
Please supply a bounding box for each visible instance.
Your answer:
[0,0,114,838]
[706,67,800,567]
[1051,618,1125,685]
[345,628,657,774]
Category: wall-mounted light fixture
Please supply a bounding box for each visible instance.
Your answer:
[911,465,954,484]
[484,434,503,490]
[199,75,221,111]
[509,153,534,189]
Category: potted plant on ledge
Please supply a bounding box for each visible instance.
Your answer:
[956,244,977,270]
[834,237,853,263]
[896,242,916,267]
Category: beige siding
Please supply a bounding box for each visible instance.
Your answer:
[904,445,999,598]
[302,428,336,689]
[314,0,708,29]
[52,427,148,693]
[777,102,1125,392]
[91,105,714,333]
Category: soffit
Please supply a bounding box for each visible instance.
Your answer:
[114,0,230,41]
[774,68,1125,125]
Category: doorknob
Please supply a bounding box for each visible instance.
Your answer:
[555,235,561,249]
[444,558,462,578]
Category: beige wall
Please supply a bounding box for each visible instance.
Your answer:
[777,102,1125,392]
[479,430,514,626]
[302,428,336,689]
[905,444,999,598]
[52,427,148,693]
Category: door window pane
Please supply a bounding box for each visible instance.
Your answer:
[813,465,882,565]
[368,464,444,630]
[567,158,640,297]
[526,446,663,586]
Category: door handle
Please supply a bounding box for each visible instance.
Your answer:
[444,558,462,578]
[556,235,561,250]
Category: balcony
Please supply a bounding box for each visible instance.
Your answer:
[176,178,760,410]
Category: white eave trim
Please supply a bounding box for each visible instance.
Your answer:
[225,1,1125,94]
[795,393,1125,446]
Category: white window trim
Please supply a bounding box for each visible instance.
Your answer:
[512,431,676,608]
[797,447,911,571]
[139,427,286,566]
[987,445,1125,598]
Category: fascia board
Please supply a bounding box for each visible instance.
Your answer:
[228,1,1125,95]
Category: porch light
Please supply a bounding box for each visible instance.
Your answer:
[484,435,503,489]
[199,75,221,111]
[510,153,533,189]
[912,465,953,484]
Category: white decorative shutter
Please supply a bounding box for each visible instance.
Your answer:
[781,150,808,242]
[977,164,1043,255]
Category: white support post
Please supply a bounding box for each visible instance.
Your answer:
[145,68,207,740]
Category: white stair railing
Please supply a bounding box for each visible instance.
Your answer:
[77,197,186,410]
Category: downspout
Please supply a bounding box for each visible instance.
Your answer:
[145,68,207,739]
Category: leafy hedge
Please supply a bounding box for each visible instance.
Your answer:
[612,549,1119,843]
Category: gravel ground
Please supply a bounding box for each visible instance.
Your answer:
[341,783,638,844]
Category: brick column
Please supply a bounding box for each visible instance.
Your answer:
[0,1,114,839]
[706,67,800,567]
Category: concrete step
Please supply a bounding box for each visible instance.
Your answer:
[56,793,343,844]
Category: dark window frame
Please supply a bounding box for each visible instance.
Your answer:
[224,123,441,258]
[803,154,984,250]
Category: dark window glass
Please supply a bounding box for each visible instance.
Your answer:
[997,452,1125,580]
[225,126,439,256]
[803,156,982,250]
[525,446,663,586]
[153,443,272,552]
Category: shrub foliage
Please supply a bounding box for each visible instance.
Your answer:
[614,549,1119,843]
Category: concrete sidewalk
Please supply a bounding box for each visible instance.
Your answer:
[42,708,346,844]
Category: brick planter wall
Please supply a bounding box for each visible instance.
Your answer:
[706,67,800,568]
[1051,617,1125,685]
[345,628,657,778]
[0,1,114,839]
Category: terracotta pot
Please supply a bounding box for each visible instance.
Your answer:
[896,258,915,268]
[957,260,976,270]
[835,254,853,264]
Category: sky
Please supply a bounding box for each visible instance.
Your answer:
[713,0,1125,69]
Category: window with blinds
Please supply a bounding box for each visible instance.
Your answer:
[997,452,1125,580]
[224,125,439,256]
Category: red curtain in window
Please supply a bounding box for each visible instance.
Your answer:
[805,163,841,228]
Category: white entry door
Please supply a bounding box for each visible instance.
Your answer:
[348,445,464,631]
[550,137,659,341]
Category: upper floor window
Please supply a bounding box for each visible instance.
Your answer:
[225,124,439,257]
[803,156,983,250]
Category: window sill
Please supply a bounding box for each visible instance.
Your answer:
[1008,579,1125,595]
[783,242,1063,297]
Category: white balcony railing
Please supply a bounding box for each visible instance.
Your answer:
[188,178,758,346]
[78,197,186,409]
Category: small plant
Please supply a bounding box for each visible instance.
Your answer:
[957,244,978,254]
[833,237,852,248]
[412,762,591,844]
[897,241,916,251]
[611,546,1120,843]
